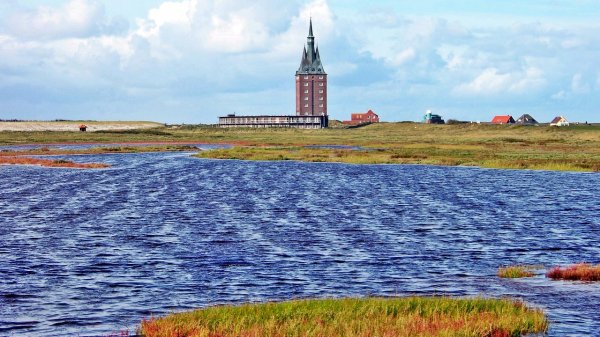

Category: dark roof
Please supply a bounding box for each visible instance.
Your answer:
[516,114,538,125]
[550,116,563,124]
[297,18,326,75]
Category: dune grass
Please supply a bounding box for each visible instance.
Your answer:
[139,297,548,337]
[497,266,537,279]
[1,123,599,172]
[546,263,600,281]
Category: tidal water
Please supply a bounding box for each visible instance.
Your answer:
[0,151,599,336]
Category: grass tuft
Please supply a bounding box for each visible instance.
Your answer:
[138,297,548,337]
[0,156,109,169]
[497,265,537,278]
[546,263,600,281]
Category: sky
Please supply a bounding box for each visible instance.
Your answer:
[0,0,599,123]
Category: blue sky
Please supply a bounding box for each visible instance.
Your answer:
[1,0,599,123]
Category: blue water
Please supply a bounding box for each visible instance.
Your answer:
[0,151,599,336]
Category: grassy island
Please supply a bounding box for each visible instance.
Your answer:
[139,297,548,337]
[547,263,600,281]
[497,266,537,279]
[1,122,599,172]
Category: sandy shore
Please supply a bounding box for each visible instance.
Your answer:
[0,121,162,132]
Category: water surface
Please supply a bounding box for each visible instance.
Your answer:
[0,152,599,336]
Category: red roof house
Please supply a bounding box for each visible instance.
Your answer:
[343,110,380,125]
[491,115,515,124]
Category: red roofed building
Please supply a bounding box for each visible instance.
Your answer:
[491,115,515,124]
[343,110,380,125]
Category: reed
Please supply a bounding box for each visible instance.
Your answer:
[138,297,548,337]
[546,263,600,281]
[497,266,536,278]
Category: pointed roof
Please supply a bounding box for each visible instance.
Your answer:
[516,114,538,125]
[297,19,326,75]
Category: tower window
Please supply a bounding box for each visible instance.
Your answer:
[319,76,324,79]
[304,83,309,87]
[304,90,309,94]
[319,83,323,87]
[304,104,309,108]
[304,76,308,79]
[304,97,309,101]
[319,90,323,94]
[319,97,323,101]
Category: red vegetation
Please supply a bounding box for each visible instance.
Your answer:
[0,156,109,169]
[546,263,600,281]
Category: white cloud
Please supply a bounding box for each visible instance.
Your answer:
[1,0,599,123]
[454,67,546,96]
[2,0,124,40]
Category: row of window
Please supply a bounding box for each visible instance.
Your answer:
[220,117,323,124]
[303,83,325,87]
[303,104,324,108]
[304,90,324,94]
[303,97,324,101]
[303,76,325,80]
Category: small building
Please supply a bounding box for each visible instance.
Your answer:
[516,114,539,125]
[218,114,328,129]
[550,116,570,127]
[491,115,515,124]
[423,110,445,124]
[342,110,379,126]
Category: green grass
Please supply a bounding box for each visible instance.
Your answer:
[2,122,599,172]
[497,266,538,279]
[139,297,548,337]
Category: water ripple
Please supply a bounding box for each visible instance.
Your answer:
[0,152,599,336]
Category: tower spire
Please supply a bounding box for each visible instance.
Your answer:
[296,18,325,75]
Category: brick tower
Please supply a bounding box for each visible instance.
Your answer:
[296,19,327,116]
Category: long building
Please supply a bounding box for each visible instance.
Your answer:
[218,114,327,129]
[218,20,328,129]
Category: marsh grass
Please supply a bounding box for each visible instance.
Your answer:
[2,123,599,172]
[0,156,109,169]
[138,297,548,337]
[546,263,600,281]
[497,266,539,278]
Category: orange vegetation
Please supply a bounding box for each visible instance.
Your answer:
[546,263,600,281]
[0,156,109,169]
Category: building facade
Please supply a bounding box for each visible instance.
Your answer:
[296,19,327,117]
[343,110,379,125]
[217,20,328,129]
[218,115,328,129]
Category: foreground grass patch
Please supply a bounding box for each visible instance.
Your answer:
[139,297,548,337]
[497,266,537,279]
[547,263,600,281]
